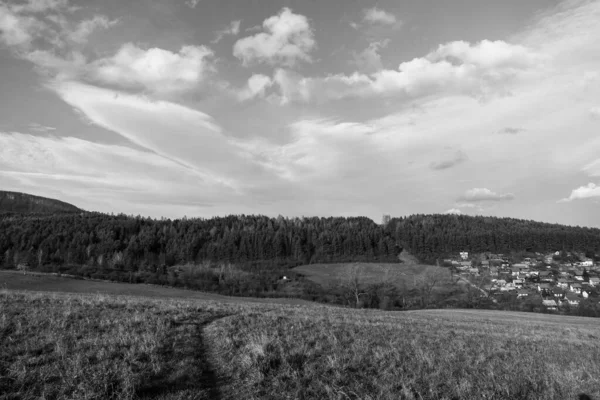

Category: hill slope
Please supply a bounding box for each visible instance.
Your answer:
[0,191,81,214]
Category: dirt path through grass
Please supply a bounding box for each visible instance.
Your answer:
[169,314,232,400]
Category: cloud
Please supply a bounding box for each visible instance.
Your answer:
[444,208,463,215]
[89,43,214,93]
[458,188,515,202]
[0,131,241,214]
[590,107,600,119]
[430,150,467,170]
[212,20,241,44]
[67,15,117,43]
[560,183,600,202]
[351,39,389,73]
[28,122,56,132]
[271,39,542,104]
[236,74,273,101]
[185,0,200,9]
[233,8,315,67]
[497,127,525,134]
[363,7,398,26]
[0,4,42,47]
[9,0,71,14]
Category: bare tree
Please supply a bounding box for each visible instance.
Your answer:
[339,264,370,307]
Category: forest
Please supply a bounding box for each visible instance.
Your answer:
[389,214,600,263]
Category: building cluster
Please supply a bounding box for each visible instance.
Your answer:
[445,251,600,311]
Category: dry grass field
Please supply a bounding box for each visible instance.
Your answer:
[293,261,449,288]
[2,286,600,399]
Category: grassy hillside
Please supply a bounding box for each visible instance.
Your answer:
[2,288,599,399]
[0,190,81,214]
[0,270,312,306]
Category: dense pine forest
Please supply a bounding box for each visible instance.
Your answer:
[390,214,600,263]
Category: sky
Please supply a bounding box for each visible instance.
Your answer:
[1,0,600,226]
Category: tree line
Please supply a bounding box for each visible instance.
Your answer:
[388,214,600,263]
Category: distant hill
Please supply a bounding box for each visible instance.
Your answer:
[0,191,82,214]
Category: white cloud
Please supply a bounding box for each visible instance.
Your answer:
[90,43,214,93]
[67,15,117,43]
[352,39,389,73]
[185,0,200,9]
[0,4,41,47]
[236,74,273,101]
[560,183,600,202]
[590,106,600,119]
[459,188,515,202]
[272,39,542,104]
[444,208,463,215]
[0,131,241,214]
[212,20,241,44]
[10,0,71,14]
[233,8,314,67]
[363,7,398,26]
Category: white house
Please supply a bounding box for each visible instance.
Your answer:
[570,283,582,294]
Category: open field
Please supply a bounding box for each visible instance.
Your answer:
[0,270,312,306]
[2,288,600,399]
[293,261,450,288]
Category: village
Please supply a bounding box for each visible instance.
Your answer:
[446,251,600,311]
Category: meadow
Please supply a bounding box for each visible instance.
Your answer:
[2,286,600,399]
[293,261,450,289]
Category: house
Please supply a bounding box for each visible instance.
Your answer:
[529,270,540,277]
[557,278,570,288]
[589,277,600,287]
[565,292,580,306]
[469,267,480,276]
[542,299,558,310]
[580,259,593,267]
[460,251,469,260]
[537,283,552,293]
[552,287,565,299]
[511,268,521,277]
[513,279,524,288]
[516,289,530,298]
[481,260,490,268]
[489,267,499,277]
[539,271,555,282]
[570,283,582,294]
[459,261,472,270]
[582,290,590,299]
[495,279,507,287]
